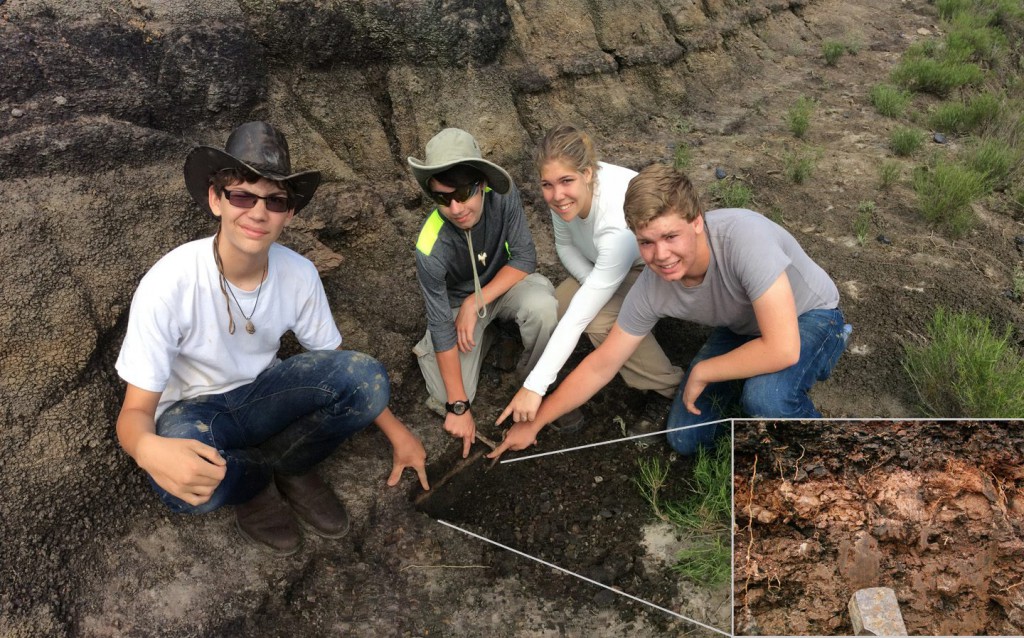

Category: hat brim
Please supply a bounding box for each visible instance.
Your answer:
[407,156,512,196]
[184,146,321,216]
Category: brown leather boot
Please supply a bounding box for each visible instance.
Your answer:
[234,481,302,556]
[275,471,350,539]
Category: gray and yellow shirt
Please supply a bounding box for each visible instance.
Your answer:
[415,183,537,353]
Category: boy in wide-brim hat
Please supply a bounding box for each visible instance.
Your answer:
[115,121,428,556]
[408,128,560,458]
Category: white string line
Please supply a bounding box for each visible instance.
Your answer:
[499,418,733,464]
[436,520,732,637]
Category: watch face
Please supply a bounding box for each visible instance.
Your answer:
[447,400,469,415]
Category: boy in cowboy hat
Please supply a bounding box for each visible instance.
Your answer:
[115,121,428,556]
[408,128,560,458]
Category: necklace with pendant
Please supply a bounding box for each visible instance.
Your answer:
[213,229,266,335]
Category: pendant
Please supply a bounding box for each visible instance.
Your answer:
[245,320,256,335]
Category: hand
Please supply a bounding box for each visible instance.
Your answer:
[497,387,542,424]
[443,410,477,458]
[386,429,430,490]
[683,362,709,416]
[455,297,480,353]
[135,434,227,506]
[487,421,541,461]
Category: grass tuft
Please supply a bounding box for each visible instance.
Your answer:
[966,137,1019,190]
[890,126,925,156]
[870,84,912,118]
[635,438,732,586]
[879,160,902,188]
[823,40,846,66]
[903,307,1024,417]
[787,96,815,138]
[784,148,818,184]
[707,179,754,208]
[913,160,988,237]
[673,144,693,171]
[854,201,875,246]
[891,57,984,96]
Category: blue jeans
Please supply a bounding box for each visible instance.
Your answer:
[666,308,850,455]
[153,350,389,513]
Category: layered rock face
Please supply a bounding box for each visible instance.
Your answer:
[0,0,813,632]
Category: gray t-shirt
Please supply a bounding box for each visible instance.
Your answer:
[618,208,839,337]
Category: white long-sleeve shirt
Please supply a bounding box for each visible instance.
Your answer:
[523,162,644,395]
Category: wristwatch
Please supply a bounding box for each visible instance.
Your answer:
[445,399,471,416]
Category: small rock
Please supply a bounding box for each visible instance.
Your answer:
[593,589,617,605]
[876,234,892,245]
[933,132,947,144]
[849,587,908,636]
[917,28,931,36]
[54,96,68,106]
[714,167,727,180]
[598,509,613,519]
[1014,235,1024,251]
[593,476,603,483]
[11,108,24,118]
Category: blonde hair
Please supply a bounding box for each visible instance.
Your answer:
[623,163,703,230]
[535,124,598,178]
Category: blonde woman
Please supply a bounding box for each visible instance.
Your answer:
[498,124,682,432]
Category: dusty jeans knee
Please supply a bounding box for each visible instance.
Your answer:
[152,350,388,513]
[666,308,849,455]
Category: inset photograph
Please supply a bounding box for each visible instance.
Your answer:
[734,420,1024,636]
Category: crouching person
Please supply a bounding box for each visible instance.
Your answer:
[115,121,428,556]
[490,163,850,460]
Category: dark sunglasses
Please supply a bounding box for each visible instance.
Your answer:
[223,189,292,213]
[429,182,481,207]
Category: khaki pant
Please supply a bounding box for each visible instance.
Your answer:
[555,265,683,399]
[413,272,557,404]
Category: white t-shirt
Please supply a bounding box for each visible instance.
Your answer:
[116,237,343,419]
[523,162,645,396]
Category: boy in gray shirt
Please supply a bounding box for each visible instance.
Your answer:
[490,163,849,458]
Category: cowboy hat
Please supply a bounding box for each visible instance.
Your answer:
[184,121,321,215]
[407,128,512,195]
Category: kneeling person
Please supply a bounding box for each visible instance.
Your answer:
[490,163,849,459]
[408,128,558,458]
[116,121,428,556]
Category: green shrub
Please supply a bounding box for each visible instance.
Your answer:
[879,160,901,188]
[903,308,1024,417]
[672,144,692,171]
[936,0,972,20]
[787,96,815,138]
[890,126,925,156]
[946,12,1007,65]
[707,179,754,208]
[823,40,846,66]
[966,137,1019,189]
[870,84,912,118]
[635,438,732,586]
[913,160,988,236]
[928,102,970,133]
[784,148,817,184]
[891,57,985,95]
[854,201,874,246]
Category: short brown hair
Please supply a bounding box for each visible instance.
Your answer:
[623,163,703,230]
[535,123,598,178]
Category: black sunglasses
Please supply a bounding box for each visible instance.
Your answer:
[223,189,292,213]
[429,182,481,207]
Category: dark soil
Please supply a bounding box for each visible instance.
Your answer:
[410,344,731,637]
[734,421,1024,636]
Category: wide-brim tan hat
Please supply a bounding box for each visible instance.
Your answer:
[184,121,321,216]
[407,128,512,195]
